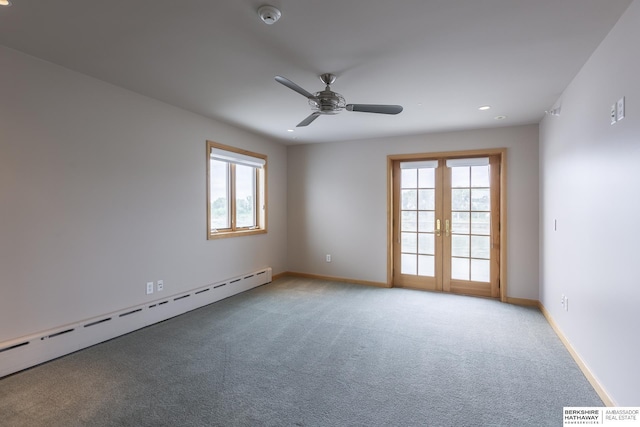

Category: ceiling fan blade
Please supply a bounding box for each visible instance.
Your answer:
[275,75,315,99]
[297,113,320,127]
[346,104,403,114]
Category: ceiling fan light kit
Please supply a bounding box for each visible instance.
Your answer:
[275,74,403,127]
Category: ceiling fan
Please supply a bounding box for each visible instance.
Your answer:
[275,73,403,127]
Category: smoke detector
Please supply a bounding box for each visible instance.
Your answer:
[258,5,281,25]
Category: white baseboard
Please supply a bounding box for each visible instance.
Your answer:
[0,267,272,378]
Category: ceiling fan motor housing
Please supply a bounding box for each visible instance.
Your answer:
[309,89,346,114]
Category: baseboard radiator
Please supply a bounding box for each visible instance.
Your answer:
[0,267,272,379]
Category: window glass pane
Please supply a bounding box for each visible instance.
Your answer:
[418,233,434,255]
[418,255,435,277]
[401,168,417,189]
[418,168,435,188]
[451,167,470,188]
[235,164,256,228]
[451,257,469,280]
[207,142,266,239]
[471,259,490,282]
[451,211,470,234]
[209,159,230,229]
[401,232,417,253]
[418,189,435,210]
[401,190,417,210]
[471,188,490,211]
[471,212,490,235]
[451,189,470,211]
[402,211,417,232]
[471,165,490,188]
[418,211,434,232]
[451,235,469,258]
[401,254,417,275]
[471,236,490,259]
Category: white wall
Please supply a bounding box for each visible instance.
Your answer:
[539,0,640,406]
[0,46,288,343]
[288,125,539,299]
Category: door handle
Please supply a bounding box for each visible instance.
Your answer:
[435,219,441,237]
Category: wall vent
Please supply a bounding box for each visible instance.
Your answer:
[84,318,111,328]
[44,329,75,339]
[0,267,272,378]
[0,342,29,354]
[119,309,142,318]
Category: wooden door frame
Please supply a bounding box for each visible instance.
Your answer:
[387,148,508,302]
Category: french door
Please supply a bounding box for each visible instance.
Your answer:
[390,152,502,299]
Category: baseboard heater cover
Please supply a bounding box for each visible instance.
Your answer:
[0,267,272,378]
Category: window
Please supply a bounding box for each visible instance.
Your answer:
[207,141,267,239]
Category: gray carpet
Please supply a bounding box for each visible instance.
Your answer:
[0,277,602,426]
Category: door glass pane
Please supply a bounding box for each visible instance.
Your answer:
[451,235,469,257]
[418,233,435,255]
[418,255,435,277]
[451,211,470,234]
[451,189,470,211]
[451,166,470,188]
[471,259,490,282]
[471,189,490,211]
[401,254,417,275]
[418,211,434,232]
[471,212,490,235]
[418,168,435,188]
[449,163,493,283]
[471,165,490,188]
[451,257,469,280]
[401,190,417,210]
[402,211,417,232]
[401,163,437,278]
[401,232,417,253]
[401,169,417,188]
[418,189,435,210]
[471,236,490,259]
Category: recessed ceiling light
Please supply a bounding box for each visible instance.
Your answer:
[0,0,12,6]
[478,105,491,111]
[287,129,294,132]
[494,115,507,120]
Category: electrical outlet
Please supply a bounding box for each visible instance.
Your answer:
[561,294,565,306]
[157,280,164,292]
[146,282,154,295]
[611,103,617,125]
[326,254,332,263]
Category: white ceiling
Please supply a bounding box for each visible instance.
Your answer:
[0,0,632,144]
